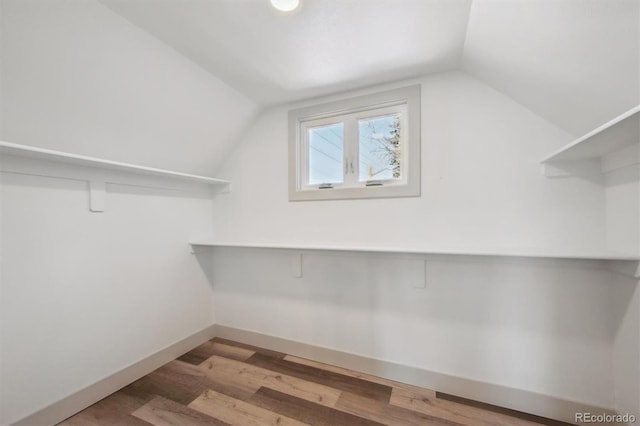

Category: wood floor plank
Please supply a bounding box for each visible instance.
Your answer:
[178,341,255,365]
[249,386,386,426]
[58,392,152,426]
[132,396,230,426]
[63,338,553,426]
[198,355,342,407]
[284,354,437,398]
[189,389,308,426]
[391,387,542,426]
[122,359,257,404]
[336,390,465,426]
[60,413,152,426]
[286,355,546,426]
[435,392,569,426]
[212,337,286,359]
[120,361,214,405]
[246,352,392,402]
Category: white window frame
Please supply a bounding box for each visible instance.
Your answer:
[289,85,421,201]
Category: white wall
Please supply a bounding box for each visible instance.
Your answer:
[611,272,640,418]
[212,248,624,409]
[605,165,640,254]
[0,0,233,423]
[208,71,632,411]
[462,0,640,137]
[212,71,606,253]
[0,0,258,175]
[0,169,216,425]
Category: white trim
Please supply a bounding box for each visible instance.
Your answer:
[540,105,640,181]
[0,141,230,185]
[289,85,421,201]
[213,324,620,425]
[11,325,217,426]
[541,105,640,163]
[601,143,640,174]
[188,241,640,261]
[1,152,228,212]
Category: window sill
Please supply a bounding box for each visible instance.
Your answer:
[289,182,420,201]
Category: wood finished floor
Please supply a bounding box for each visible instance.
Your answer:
[60,338,568,426]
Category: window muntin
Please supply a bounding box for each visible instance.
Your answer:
[289,85,420,201]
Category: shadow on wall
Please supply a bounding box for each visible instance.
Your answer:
[202,247,637,409]
[207,247,630,342]
[193,247,215,290]
[0,171,214,212]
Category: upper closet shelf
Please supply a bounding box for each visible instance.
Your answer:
[189,241,640,262]
[541,105,640,177]
[0,141,231,212]
[0,141,230,185]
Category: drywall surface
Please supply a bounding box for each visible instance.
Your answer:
[463,0,639,137]
[0,0,258,175]
[211,247,621,409]
[208,71,624,409]
[605,165,640,254]
[211,71,606,253]
[98,0,471,104]
[0,1,224,423]
[0,171,215,425]
[612,274,640,418]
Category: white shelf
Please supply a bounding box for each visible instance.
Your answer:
[541,106,640,177]
[0,141,231,212]
[0,141,230,185]
[189,241,640,261]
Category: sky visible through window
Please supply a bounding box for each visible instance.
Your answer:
[308,123,344,185]
[307,115,400,185]
[358,115,399,181]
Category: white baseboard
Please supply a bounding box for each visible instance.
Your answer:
[12,324,217,426]
[214,324,620,426]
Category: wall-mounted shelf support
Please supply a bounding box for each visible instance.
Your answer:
[191,242,639,288]
[189,241,640,261]
[607,260,640,279]
[541,160,601,178]
[88,181,106,213]
[541,105,640,179]
[414,259,427,289]
[0,141,232,212]
[292,254,303,278]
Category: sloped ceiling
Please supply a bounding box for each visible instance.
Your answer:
[463,0,640,136]
[98,0,472,104]
[0,0,259,174]
[102,0,639,137]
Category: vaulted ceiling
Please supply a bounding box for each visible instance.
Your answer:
[98,0,472,104]
[99,0,639,138]
[0,0,612,142]
[462,0,640,136]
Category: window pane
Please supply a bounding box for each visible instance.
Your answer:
[358,115,401,182]
[308,123,344,185]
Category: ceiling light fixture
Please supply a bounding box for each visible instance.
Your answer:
[270,0,300,12]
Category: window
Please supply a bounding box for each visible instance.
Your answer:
[289,85,420,201]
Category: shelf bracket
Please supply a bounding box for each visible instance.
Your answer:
[292,253,303,278]
[411,259,427,289]
[88,181,106,213]
[607,260,640,279]
[541,160,601,178]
